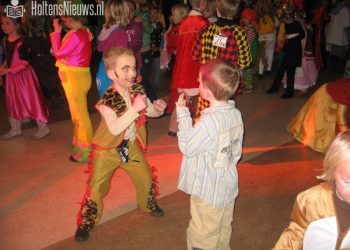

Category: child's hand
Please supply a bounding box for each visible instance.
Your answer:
[53,18,62,33]
[176,93,186,108]
[0,67,10,75]
[153,99,167,112]
[135,16,143,23]
[136,74,142,84]
[132,94,147,112]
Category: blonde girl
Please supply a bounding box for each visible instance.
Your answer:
[50,16,93,162]
[96,0,130,96]
[274,130,350,249]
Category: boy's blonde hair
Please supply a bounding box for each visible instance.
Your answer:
[200,59,240,101]
[171,3,188,24]
[104,46,135,70]
[216,0,239,19]
[320,130,350,183]
[189,0,202,8]
[104,0,130,28]
[205,0,217,18]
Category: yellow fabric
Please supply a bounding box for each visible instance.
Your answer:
[277,23,285,41]
[92,119,126,149]
[287,84,340,153]
[56,61,90,72]
[274,183,335,250]
[92,113,146,150]
[259,15,275,34]
[277,22,285,47]
[89,141,153,223]
[58,65,93,148]
[187,195,235,250]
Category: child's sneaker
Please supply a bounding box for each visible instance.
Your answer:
[2,129,22,140]
[32,124,50,140]
[149,204,164,217]
[75,226,90,241]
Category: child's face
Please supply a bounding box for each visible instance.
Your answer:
[171,9,180,24]
[1,17,18,35]
[151,9,159,23]
[334,162,350,204]
[128,2,136,20]
[111,54,137,89]
[242,17,249,26]
[61,17,74,29]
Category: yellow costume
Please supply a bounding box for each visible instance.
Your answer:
[287,83,348,153]
[50,28,94,162]
[76,84,161,234]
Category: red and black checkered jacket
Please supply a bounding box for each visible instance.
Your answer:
[191,18,252,69]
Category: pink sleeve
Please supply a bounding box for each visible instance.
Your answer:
[50,31,79,60]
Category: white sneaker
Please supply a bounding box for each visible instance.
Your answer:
[2,130,22,140]
[32,126,50,140]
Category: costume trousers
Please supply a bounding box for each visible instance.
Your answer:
[141,51,158,102]
[187,195,235,250]
[258,39,276,74]
[271,58,297,95]
[59,66,93,157]
[78,140,154,225]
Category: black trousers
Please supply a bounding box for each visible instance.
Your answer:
[270,58,297,95]
[141,51,158,102]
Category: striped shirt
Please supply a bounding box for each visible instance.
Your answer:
[176,100,243,207]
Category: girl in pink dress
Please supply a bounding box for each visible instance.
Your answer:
[1,16,49,141]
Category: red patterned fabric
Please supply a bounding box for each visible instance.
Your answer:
[326,78,350,106]
[312,5,326,70]
[293,0,304,10]
[151,166,160,198]
[171,15,208,89]
[166,24,180,56]
[76,146,96,226]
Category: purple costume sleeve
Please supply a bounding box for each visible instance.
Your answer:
[129,22,143,52]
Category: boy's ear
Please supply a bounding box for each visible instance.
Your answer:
[106,69,116,81]
[206,88,214,101]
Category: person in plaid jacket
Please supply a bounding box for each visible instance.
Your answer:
[191,0,252,122]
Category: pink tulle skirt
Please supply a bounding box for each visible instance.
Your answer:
[283,58,318,91]
[5,66,49,123]
[294,58,318,90]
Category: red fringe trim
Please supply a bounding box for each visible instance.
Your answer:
[76,145,96,226]
[136,110,146,127]
[150,165,160,198]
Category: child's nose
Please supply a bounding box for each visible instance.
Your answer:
[130,69,136,77]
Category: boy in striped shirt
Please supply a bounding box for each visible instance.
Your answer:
[176,59,244,250]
